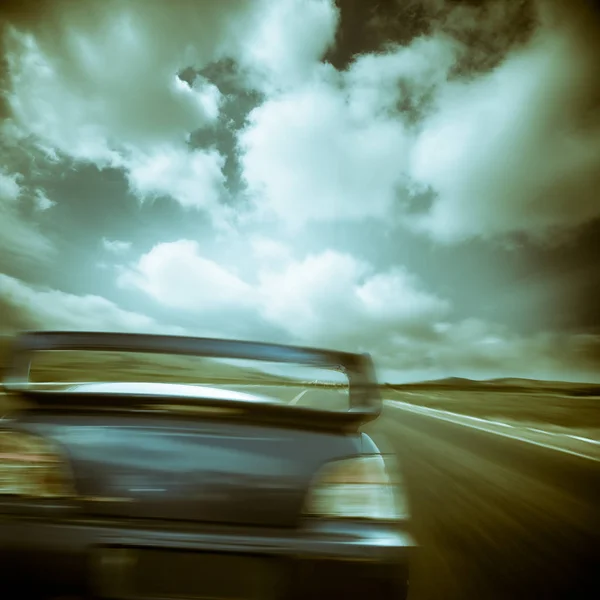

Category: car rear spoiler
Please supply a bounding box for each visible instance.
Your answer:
[2,331,382,419]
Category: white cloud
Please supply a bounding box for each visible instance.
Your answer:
[117,240,254,312]
[257,250,371,343]
[408,25,600,242]
[102,238,132,254]
[126,145,226,212]
[115,240,600,381]
[5,0,598,244]
[1,0,258,219]
[3,5,232,164]
[257,250,451,347]
[239,72,409,227]
[1,0,598,385]
[3,260,597,381]
[1,0,345,224]
[238,35,458,228]
[119,240,450,350]
[32,189,56,211]
[234,0,339,93]
[237,2,600,243]
[0,273,182,334]
[0,170,21,203]
[344,34,461,121]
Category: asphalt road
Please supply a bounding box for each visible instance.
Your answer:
[225,384,350,408]
[367,403,600,600]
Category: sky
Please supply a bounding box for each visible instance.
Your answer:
[0,0,599,383]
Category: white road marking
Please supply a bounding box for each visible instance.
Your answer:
[528,427,552,435]
[567,435,600,445]
[289,390,309,405]
[386,400,600,462]
[462,415,490,423]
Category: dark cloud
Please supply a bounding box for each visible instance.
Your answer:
[326,0,430,69]
[519,218,600,333]
[327,0,536,73]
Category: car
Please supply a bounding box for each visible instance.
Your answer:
[0,331,415,599]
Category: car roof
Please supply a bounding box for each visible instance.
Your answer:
[66,381,280,403]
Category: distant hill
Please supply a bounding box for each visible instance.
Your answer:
[484,377,587,388]
[421,377,477,386]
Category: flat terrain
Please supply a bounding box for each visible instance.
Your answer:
[384,386,600,430]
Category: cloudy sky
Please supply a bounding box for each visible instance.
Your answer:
[0,0,599,383]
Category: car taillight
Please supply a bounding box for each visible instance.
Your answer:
[303,454,407,521]
[0,430,75,498]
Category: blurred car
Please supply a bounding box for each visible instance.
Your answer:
[0,331,415,599]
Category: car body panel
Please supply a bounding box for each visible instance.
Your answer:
[11,410,363,527]
[0,517,412,599]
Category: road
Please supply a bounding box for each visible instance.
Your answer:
[366,403,600,600]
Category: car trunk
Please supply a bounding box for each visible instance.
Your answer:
[16,412,362,528]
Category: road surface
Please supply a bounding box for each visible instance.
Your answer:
[367,402,600,600]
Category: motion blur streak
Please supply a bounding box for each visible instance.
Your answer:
[367,403,600,600]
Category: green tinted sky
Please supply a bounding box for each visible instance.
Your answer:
[1,0,599,382]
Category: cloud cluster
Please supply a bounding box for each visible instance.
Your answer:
[126,145,227,212]
[1,0,343,224]
[409,23,600,243]
[238,0,600,242]
[2,0,599,383]
[0,273,183,334]
[117,239,450,348]
[2,236,599,382]
[117,240,255,313]
[4,0,599,242]
[114,239,600,381]
[238,34,459,228]
[2,0,256,219]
